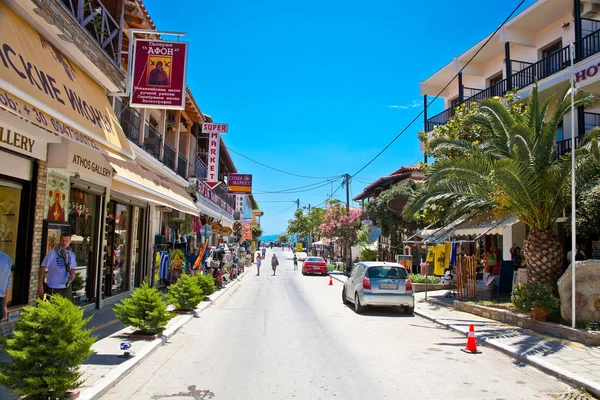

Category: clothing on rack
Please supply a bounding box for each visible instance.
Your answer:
[158,251,169,280]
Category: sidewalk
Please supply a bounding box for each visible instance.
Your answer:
[0,269,249,400]
[330,274,600,398]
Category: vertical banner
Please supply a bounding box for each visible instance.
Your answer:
[202,123,228,189]
[130,39,188,109]
[236,195,245,213]
[45,170,70,222]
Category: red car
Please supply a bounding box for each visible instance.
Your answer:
[302,257,328,275]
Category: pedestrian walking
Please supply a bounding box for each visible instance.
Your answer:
[271,254,279,276]
[293,253,298,270]
[261,246,266,260]
[38,232,77,301]
[256,254,262,276]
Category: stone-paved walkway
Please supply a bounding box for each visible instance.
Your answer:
[331,274,600,398]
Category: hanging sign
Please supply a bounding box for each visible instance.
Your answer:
[236,195,245,212]
[228,174,252,194]
[202,123,228,189]
[130,39,188,110]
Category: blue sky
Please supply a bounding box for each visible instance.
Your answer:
[145,0,536,236]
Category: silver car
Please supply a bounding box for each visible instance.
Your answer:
[342,262,414,314]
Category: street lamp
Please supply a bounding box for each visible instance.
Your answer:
[569,43,577,329]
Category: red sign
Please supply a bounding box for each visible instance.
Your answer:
[203,123,228,189]
[228,174,252,194]
[130,39,188,110]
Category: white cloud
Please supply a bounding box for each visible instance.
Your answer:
[388,100,423,110]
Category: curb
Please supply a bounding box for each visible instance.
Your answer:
[79,270,249,400]
[414,306,600,398]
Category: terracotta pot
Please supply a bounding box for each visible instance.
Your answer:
[530,307,549,321]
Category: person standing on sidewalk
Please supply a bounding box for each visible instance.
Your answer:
[0,250,12,320]
[293,253,298,270]
[261,246,266,260]
[38,232,77,301]
[256,254,262,276]
[271,254,279,276]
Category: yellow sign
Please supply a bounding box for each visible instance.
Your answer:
[296,243,303,252]
[0,3,133,157]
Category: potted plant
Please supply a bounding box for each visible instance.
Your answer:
[113,282,173,337]
[513,283,559,321]
[195,274,216,297]
[0,295,95,399]
[165,273,204,312]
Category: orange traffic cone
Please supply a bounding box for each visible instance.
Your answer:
[461,324,480,354]
[329,276,333,286]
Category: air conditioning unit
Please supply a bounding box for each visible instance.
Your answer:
[171,210,185,221]
[582,2,600,18]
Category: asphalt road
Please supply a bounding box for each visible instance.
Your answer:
[101,248,572,400]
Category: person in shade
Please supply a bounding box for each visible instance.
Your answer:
[271,254,279,276]
[256,254,262,276]
[0,250,12,320]
[39,232,76,301]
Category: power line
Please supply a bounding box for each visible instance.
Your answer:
[351,0,526,178]
[253,178,340,194]
[267,203,297,217]
[228,147,341,179]
[314,180,345,209]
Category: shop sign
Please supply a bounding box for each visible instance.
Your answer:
[236,195,245,212]
[202,123,227,189]
[228,174,252,194]
[47,141,113,187]
[0,3,132,154]
[0,107,51,160]
[130,39,188,110]
[242,223,252,240]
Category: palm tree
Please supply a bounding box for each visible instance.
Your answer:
[405,85,600,288]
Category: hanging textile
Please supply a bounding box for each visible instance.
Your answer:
[193,240,209,270]
[426,247,435,263]
[193,216,202,233]
[450,242,458,267]
[433,244,446,276]
[444,242,452,271]
[159,251,170,280]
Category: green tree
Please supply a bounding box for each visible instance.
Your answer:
[252,225,263,241]
[277,234,290,243]
[365,180,419,253]
[0,296,95,399]
[574,182,600,240]
[165,273,205,311]
[286,207,326,242]
[114,282,173,335]
[405,85,600,288]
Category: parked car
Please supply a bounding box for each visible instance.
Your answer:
[302,256,327,275]
[342,262,414,314]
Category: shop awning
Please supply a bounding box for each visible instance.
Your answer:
[404,213,473,244]
[0,2,134,159]
[0,105,62,160]
[432,212,519,243]
[107,156,198,216]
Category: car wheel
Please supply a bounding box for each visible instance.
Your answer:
[354,293,365,314]
[302,272,307,276]
[342,287,349,305]
[404,306,414,314]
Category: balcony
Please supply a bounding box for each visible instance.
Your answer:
[142,123,162,161]
[425,28,600,132]
[194,157,208,179]
[177,154,187,179]
[115,98,140,143]
[163,141,176,171]
[59,0,122,65]
[556,136,581,159]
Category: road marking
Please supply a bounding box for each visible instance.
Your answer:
[90,319,119,333]
[419,297,587,350]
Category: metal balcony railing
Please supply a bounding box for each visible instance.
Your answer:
[424,28,600,132]
[115,99,140,143]
[143,123,162,160]
[59,0,122,65]
[163,141,176,171]
[556,136,581,159]
[177,154,187,179]
[195,156,208,179]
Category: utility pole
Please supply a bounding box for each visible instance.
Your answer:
[345,174,351,272]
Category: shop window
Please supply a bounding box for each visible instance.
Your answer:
[68,188,97,306]
[105,202,131,297]
[0,181,22,306]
